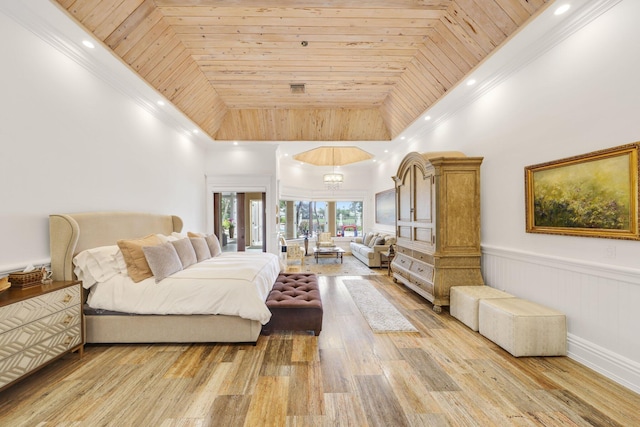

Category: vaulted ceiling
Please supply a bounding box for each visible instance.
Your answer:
[54,0,550,141]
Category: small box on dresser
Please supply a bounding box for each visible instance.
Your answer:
[0,280,83,391]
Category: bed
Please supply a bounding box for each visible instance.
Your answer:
[49,212,280,344]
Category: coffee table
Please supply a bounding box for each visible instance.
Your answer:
[313,247,345,263]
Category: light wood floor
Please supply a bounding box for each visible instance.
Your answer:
[1,272,639,426]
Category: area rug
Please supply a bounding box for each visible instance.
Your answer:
[284,254,384,277]
[343,279,418,333]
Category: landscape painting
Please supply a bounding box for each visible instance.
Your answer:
[525,143,639,239]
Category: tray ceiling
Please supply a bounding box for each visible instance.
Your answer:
[54,0,550,141]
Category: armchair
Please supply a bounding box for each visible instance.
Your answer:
[279,236,305,265]
[316,232,335,248]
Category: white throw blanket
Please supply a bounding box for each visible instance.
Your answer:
[87,252,279,324]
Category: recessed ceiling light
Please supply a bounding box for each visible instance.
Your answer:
[555,4,570,15]
[384,150,389,153]
[157,100,165,106]
[233,141,238,145]
[82,40,95,49]
[284,153,289,157]
[466,79,476,86]
[401,136,406,140]
[193,129,199,134]
[424,115,432,121]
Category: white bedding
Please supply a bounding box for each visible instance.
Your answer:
[86,252,279,324]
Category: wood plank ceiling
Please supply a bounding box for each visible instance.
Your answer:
[54,0,550,141]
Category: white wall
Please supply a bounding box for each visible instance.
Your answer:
[0,11,206,272]
[371,0,640,393]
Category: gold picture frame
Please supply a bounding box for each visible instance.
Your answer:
[525,143,639,240]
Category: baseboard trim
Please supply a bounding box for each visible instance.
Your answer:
[568,333,640,394]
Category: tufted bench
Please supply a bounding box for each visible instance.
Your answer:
[262,273,323,336]
[479,298,567,357]
[450,286,514,331]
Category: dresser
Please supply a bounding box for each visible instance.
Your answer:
[0,281,83,391]
[390,152,484,312]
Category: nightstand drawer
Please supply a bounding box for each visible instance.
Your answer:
[0,324,82,389]
[0,307,81,360]
[0,286,81,334]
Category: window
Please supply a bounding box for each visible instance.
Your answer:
[335,201,363,237]
[279,200,363,238]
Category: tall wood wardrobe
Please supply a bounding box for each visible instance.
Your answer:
[390,151,484,312]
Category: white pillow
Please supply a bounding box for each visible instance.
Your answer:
[157,233,182,243]
[73,245,122,289]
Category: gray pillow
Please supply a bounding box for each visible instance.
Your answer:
[171,238,197,268]
[190,237,212,262]
[373,236,386,246]
[205,234,222,257]
[142,242,183,283]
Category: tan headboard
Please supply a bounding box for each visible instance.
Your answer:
[49,212,183,282]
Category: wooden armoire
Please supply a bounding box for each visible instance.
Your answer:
[390,151,484,312]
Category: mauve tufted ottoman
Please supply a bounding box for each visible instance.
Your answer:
[262,273,323,336]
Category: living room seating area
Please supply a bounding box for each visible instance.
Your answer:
[349,232,396,267]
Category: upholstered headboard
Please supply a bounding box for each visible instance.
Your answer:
[49,212,183,281]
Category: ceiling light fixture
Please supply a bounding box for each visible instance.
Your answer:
[466,79,476,86]
[323,148,343,190]
[82,40,95,49]
[555,4,570,15]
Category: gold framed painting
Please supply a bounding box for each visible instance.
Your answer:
[525,143,639,240]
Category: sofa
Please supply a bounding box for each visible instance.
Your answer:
[349,232,396,267]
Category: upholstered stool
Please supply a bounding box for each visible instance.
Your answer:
[262,273,323,336]
[450,286,514,331]
[479,298,566,357]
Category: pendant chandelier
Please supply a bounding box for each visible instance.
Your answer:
[323,171,343,190]
[323,148,343,190]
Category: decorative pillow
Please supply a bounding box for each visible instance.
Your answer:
[142,242,183,283]
[205,234,222,257]
[187,231,205,238]
[363,232,374,246]
[367,234,380,248]
[384,236,397,245]
[190,237,212,262]
[373,236,386,246]
[117,234,162,282]
[170,238,198,268]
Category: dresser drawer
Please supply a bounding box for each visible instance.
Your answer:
[0,324,82,389]
[390,253,412,278]
[0,307,81,360]
[0,286,81,334]
[409,260,433,281]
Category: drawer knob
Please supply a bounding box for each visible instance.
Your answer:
[63,294,73,303]
[63,315,73,325]
[64,335,73,346]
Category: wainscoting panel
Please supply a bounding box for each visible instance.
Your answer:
[481,245,640,394]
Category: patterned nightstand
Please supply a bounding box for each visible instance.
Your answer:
[0,280,83,391]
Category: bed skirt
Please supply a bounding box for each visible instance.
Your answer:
[85,313,262,344]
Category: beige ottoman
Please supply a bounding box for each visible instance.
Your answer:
[450,286,514,331]
[479,298,566,357]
